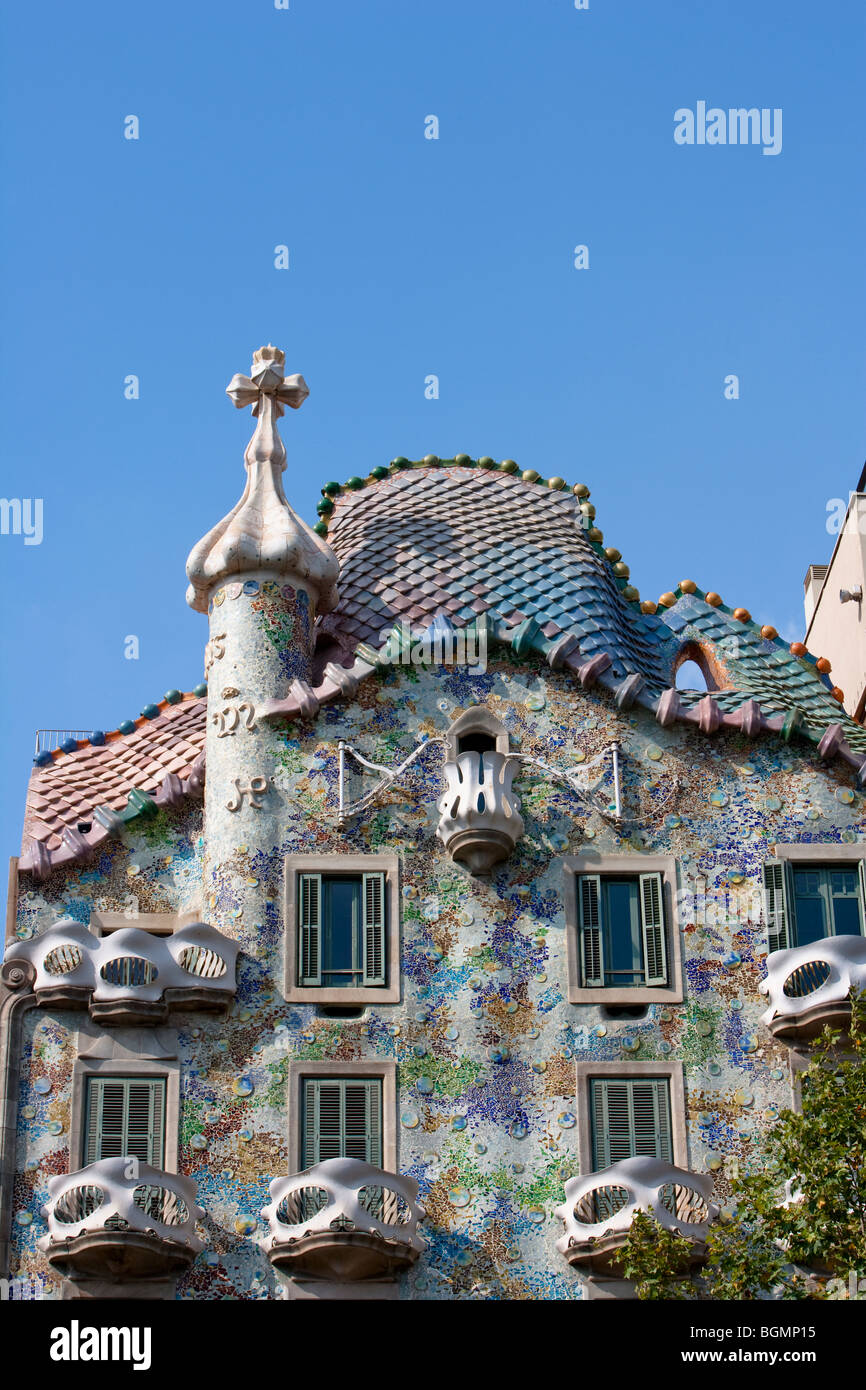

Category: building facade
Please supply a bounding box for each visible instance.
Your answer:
[3,345,866,1301]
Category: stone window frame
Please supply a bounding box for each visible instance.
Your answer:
[563,853,684,1005]
[90,909,201,937]
[574,1060,688,1175]
[68,1034,181,1174]
[286,1058,398,1175]
[283,854,401,1006]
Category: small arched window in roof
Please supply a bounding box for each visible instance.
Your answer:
[671,640,725,694]
[675,660,708,693]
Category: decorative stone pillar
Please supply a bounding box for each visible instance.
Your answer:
[185,346,339,950]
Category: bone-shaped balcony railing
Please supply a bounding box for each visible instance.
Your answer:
[39,1157,204,1278]
[759,935,866,1039]
[436,750,524,875]
[555,1156,717,1272]
[4,918,239,1021]
[262,1158,426,1281]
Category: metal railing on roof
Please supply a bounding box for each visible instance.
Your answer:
[34,729,95,756]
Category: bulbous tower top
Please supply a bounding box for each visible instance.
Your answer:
[185,345,340,615]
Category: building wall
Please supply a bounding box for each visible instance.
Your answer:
[8,656,866,1299]
[806,494,866,722]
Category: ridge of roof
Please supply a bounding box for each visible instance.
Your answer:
[33,686,209,769]
[312,456,841,702]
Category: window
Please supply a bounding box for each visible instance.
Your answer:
[764,858,866,951]
[564,855,682,1004]
[84,1076,166,1166]
[299,872,385,989]
[284,855,400,1004]
[288,1060,397,1175]
[574,1062,687,1176]
[578,873,666,988]
[590,1076,673,1168]
[302,1077,383,1167]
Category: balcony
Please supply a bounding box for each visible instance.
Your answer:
[39,1158,204,1281]
[5,919,239,1024]
[759,936,866,1043]
[555,1156,717,1277]
[436,750,524,875]
[261,1158,426,1283]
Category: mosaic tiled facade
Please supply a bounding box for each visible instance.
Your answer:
[3,346,864,1300]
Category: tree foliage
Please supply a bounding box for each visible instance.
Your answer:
[619,992,866,1299]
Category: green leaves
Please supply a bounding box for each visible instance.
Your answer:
[620,990,866,1298]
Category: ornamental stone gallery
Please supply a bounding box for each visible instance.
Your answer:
[3,344,864,1303]
[674,102,783,156]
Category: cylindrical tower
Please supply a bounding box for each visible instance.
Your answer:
[185,345,339,953]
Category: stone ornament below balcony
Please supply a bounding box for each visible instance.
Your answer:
[4,919,239,1024]
[39,1158,204,1281]
[436,750,524,875]
[555,1156,717,1276]
[261,1158,426,1283]
[759,935,866,1042]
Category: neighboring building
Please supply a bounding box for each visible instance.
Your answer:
[804,466,866,725]
[3,345,866,1301]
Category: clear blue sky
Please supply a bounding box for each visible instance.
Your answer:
[1,0,864,859]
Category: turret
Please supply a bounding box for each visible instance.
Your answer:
[185,345,339,946]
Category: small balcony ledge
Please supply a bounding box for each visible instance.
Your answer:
[436,750,524,875]
[554,1156,717,1276]
[261,1158,426,1283]
[759,936,866,1043]
[4,919,239,1024]
[39,1158,204,1280]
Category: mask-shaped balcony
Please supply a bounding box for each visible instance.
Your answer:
[261,1158,426,1283]
[759,936,866,1043]
[436,750,524,875]
[554,1156,717,1277]
[39,1158,204,1281]
[5,919,239,1024]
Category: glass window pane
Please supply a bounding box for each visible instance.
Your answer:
[793,869,828,946]
[603,879,643,985]
[322,877,361,986]
[832,896,862,937]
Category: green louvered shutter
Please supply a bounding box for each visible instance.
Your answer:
[590,1077,672,1169]
[578,874,604,987]
[361,872,386,986]
[858,861,866,935]
[763,860,791,953]
[302,1078,383,1167]
[84,1077,165,1167]
[639,872,667,986]
[299,873,322,985]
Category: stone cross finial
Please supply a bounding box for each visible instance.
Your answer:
[226,344,309,418]
[225,344,309,475]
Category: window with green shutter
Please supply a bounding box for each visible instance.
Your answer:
[84,1076,166,1167]
[298,872,387,988]
[590,1076,673,1169]
[301,1077,383,1167]
[577,873,668,988]
[763,860,866,951]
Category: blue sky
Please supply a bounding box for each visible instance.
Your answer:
[1,0,864,858]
